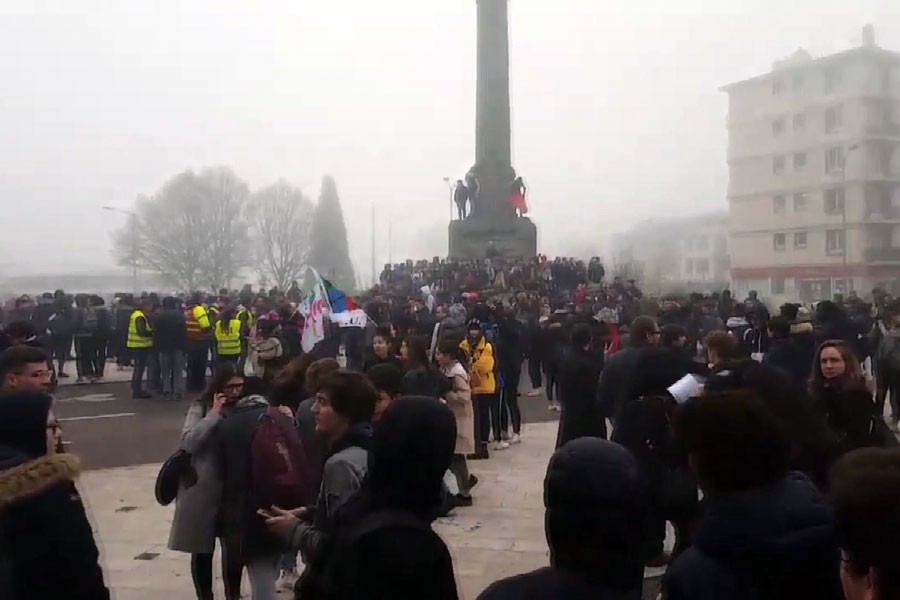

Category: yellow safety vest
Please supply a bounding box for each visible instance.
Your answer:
[186,305,210,340]
[237,307,255,329]
[127,310,153,349]
[215,319,242,356]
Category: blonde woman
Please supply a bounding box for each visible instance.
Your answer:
[436,338,478,506]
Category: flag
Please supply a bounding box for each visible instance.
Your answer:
[322,278,359,313]
[301,273,330,352]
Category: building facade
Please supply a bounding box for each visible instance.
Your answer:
[723,26,900,304]
[611,212,730,294]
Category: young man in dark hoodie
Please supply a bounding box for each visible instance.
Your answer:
[663,391,843,600]
[479,438,646,600]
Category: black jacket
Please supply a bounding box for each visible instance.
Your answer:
[763,337,810,386]
[479,567,639,600]
[663,473,842,600]
[0,452,110,600]
[153,308,188,353]
[595,345,644,420]
[213,397,279,559]
[811,384,899,457]
[556,346,604,448]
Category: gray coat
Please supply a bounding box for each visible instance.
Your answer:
[167,402,224,554]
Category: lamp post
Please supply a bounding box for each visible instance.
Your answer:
[443,176,455,220]
[102,206,138,295]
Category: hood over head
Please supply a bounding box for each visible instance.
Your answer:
[544,438,645,590]
[366,396,456,521]
[693,473,836,577]
[0,392,53,463]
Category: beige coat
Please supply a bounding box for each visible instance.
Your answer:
[442,361,475,455]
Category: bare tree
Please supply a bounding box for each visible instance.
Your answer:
[112,167,250,292]
[246,180,313,290]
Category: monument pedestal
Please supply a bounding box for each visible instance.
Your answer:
[449,217,537,259]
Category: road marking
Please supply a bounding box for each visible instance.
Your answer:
[56,393,117,403]
[60,413,135,422]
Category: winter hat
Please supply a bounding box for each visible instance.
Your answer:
[797,307,812,322]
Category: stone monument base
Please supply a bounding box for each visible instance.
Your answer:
[449,217,537,259]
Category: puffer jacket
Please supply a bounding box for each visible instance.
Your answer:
[460,337,497,394]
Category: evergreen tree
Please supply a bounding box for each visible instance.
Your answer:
[308,175,356,291]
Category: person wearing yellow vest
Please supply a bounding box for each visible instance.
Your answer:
[214,308,244,371]
[127,298,154,399]
[184,292,212,392]
[460,319,498,460]
[235,303,254,373]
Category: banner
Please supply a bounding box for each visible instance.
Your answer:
[301,270,330,352]
[330,309,368,328]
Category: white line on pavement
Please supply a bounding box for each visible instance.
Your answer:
[60,413,136,422]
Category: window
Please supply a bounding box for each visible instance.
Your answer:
[695,258,710,274]
[772,118,785,136]
[697,235,709,251]
[792,73,804,92]
[771,277,785,295]
[773,195,786,213]
[794,231,807,249]
[793,192,808,211]
[824,188,845,214]
[684,259,693,275]
[773,156,785,175]
[772,77,784,95]
[825,146,844,174]
[793,113,806,131]
[824,67,841,94]
[794,152,807,170]
[773,233,786,251]
[825,105,842,133]
[826,229,845,254]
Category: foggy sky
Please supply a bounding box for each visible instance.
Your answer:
[1,0,897,279]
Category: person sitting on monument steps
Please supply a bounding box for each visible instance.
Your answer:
[454,179,469,220]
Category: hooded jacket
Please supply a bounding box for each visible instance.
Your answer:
[479,439,644,600]
[663,473,842,600]
[0,393,110,600]
[322,397,458,600]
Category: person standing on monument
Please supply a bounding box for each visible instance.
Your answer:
[453,180,470,220]
[465,171,480,215]
[509,177,528,217]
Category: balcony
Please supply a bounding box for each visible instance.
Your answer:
[864,205,900,220]
[865,247,900,262]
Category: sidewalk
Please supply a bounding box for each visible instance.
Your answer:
[80,421,665,599]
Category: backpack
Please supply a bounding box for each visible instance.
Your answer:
[82,307,99,334]
[249,408,313,510]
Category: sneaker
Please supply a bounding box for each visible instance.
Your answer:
[467,474,479,490]
[454,494,473,507]
[75,377,85,385]
[500,431,510,442]
[527,389,542,397]
[466,450,490,461]
[492,441,510,451]
[551,403,561,412]
[509,433,522,445]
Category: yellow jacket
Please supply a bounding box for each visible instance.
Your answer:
[460,337,496,395]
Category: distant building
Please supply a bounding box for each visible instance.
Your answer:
[610,212,730,293]
[722,25,900,303]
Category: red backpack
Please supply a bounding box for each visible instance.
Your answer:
[249,407,313,510]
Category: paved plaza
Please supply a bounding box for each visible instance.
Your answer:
[79,420,666,599]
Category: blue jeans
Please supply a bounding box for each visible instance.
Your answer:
[159,350,185,396]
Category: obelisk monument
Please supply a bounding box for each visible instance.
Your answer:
[449,0,537,259]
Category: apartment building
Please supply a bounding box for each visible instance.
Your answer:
[723,25,900,304]
[610,212,730,293]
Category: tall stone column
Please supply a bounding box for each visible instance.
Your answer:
[473,0,515,222]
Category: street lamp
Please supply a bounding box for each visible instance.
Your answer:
[839,144,860,273]
[443,176,455,220]
[102,206,139,295]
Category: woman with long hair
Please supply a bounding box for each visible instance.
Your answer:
[809,340,896,457]
[167,365,244,600]
[401,335,450,399]
[436,338,478,506]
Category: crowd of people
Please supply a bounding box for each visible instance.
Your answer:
[1,256,900,599]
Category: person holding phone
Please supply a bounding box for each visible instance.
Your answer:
[167,366,243,600]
